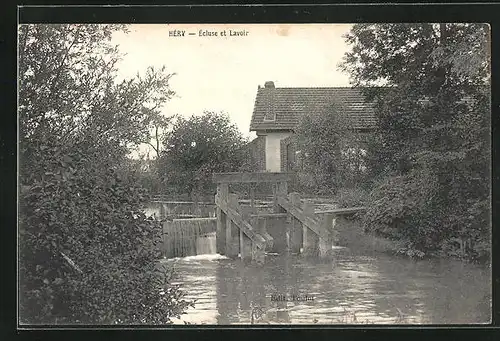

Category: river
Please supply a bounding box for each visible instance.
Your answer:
[163,247,491,325]
[145,203,491,325]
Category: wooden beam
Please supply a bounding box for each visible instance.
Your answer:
[225,211,239,258]
[212,172,295,184]
[277,196,330,240]
[216,183,229,255]
[315,207,366,215]
[288,216,303,253]
[240,229,253,261]
[215,194,267,249]
[318,215,335,258]
[250,213,288,219]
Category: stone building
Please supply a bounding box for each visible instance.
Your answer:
[247,81,377,172]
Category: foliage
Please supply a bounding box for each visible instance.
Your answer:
[19,24,192,324]
[334,187,368,209]
[294,103,370,194]
[144,112,177,159]
[19,24,175,153]
[341,24,490,261]
[158,111,247,196]
[19,140,193,324]
[362,169,441,258]
[121,155,164,194]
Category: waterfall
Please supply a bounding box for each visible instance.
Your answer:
[196,231,217,255]
[162,218,217,258]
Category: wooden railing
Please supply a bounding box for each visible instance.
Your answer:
[215,193,269,250]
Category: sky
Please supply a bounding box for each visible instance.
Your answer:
[111,24,354,155]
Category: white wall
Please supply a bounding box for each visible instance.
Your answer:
[264,132,292,172]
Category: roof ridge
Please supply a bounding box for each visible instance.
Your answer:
[251,85,378,132]
[258,86,385,89]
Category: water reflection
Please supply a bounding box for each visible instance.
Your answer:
[167,250,490,325]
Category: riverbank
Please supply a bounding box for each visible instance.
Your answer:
[334,217,401,256]
[339,217,491,265]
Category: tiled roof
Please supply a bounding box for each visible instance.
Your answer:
[249,86,377,131]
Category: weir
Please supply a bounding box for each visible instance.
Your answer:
[162,217,217,258]
[213,172,366,264]
[159,172,366,263]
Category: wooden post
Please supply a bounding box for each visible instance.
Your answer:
[318,214,334,258]
[240,229,253,262]
[302,201,319,257]
[225,194,240,259]
[287,192,303,253]
[251,216,267,264]
[252,243,265,265]
[216,183,228,255]
[162,221,170,258]
[160,203,165,219]
[249,184,256,214]
[272,182,278,213]
[275,181,288,213]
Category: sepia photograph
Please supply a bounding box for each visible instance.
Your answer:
[18,23,491,326]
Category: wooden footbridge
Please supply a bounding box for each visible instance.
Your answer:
[213,172,366,264]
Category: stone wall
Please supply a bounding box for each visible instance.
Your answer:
[243,135,266,171]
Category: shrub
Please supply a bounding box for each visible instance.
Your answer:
[19,141,193,324]
[335,187,369,209]
[362,169,442,257]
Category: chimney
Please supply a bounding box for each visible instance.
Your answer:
[264,81,275,88]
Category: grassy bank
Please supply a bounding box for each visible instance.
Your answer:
[336,216,490,265]
[334,216,401,256]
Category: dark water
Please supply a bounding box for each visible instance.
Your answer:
[164,248,491,325]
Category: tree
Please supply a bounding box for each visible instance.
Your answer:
[19,24,192,324]
[294,103,369,194]
[340,24,490,260]
[158,111,247,197]
[19,25,176,155]
[144,111,177,159]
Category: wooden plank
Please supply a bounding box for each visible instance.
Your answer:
[277,196,330,240]
[303,220,319,257]
[318,215,335,258]
[240,229,252,261]
[315,207,367,215]
[253,216,273,250]
[173,222,177,257]
[250,185,255,212]
[218,194,267,248]
[172,217,217,223]
[288,216,302,253]
[216,207,226,254]
[250,213,288,219]
[225,211,239,258]
[215,194,267,249]
[213,172,295,184]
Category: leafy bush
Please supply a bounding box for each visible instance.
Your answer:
[18,24,193,324]
[362,167,489,261]
[335,187,369,209]
[362,170,441,257]
[294,104,371,194]
[158,112,247,197]
[19,141,193,324]
[340,24,490,262]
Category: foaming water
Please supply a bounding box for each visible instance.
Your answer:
[162,253,229,263]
